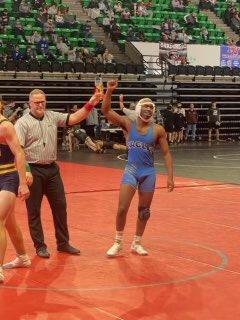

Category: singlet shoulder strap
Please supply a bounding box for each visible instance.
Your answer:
[0,118,9,125]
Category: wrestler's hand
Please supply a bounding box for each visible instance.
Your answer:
[18,183,30,200]
[167,177,174,192]
[89,92,104,106]
[107,80,118,92]
[26,172,33,186]
[119,94,124,108]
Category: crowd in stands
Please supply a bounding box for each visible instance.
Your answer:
[203,0,240,45]
[84,0,226,47]
[0,0,115,64]
[222,2,240,34]
[198,0,216,11]
[0,0,238,70]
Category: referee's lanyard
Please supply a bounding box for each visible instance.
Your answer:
[38,121,46,147]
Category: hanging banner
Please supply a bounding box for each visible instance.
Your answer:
[159,42,187,64]
[220,45,240,68]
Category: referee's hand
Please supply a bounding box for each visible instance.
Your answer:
[26,172,33,186]
[18,183,30,200]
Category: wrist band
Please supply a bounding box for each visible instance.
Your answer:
[84,102,94,111]
[25,163,31,173]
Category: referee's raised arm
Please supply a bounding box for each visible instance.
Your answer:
[67,92,103,126]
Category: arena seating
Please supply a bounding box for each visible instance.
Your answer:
[214,0,240,33]
[2,72,240,140]
[84,0,227,45]
[172,78,240,139]
[168,64,240,77]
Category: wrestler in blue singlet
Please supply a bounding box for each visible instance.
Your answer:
[122,121,156,192]
[0,119,19,195]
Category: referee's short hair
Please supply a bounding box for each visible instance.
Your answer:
[29,89,46,100]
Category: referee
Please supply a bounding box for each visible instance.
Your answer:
[15,89,102,258]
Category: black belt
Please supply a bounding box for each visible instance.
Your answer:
[29,162,56,168]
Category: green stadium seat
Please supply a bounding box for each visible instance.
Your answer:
[24,27,33,36]
[69,37,79,47]
[87,38,96,48]
[194,36,202,44]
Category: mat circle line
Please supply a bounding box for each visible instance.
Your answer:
[1,239,228,292]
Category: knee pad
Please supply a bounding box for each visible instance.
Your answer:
[138,207,151,221]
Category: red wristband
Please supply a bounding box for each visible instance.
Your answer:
[84,102,94,111]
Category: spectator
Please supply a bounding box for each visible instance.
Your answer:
[177,28,191,43]
[89,5,100,19]
[37,10,48,25]
[22,46,37,61]
[13,19,27,42]
[19,0,31,16]
[63,13,76,27]
[32,0,44,9]
[82,20,92,38]
[12,0,21,11]
[47,4,58,16]
[75,49,84,62]
[174,105,185,143]
[99,0,107,12]
[172,0,184,10]
[185,103,198,141]
[207,102,221,142]
[56,37,69,56]
[37,35,50,54]
[121,9,131,22]
[177,103,185,117]
[11,45,22,61]
[43,18,56,35]
[67,45,76,62]
[163,105,175,143]
[200,27,209,42]
[0,9,9,25]
[184,12,198,28]
[95,40,106,55]
[102,48,114,64]
[55,11,65,26]
[137,2,148,16]
[102,15,111,33]
[114,1,123,13]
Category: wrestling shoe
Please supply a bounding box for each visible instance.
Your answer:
[131,242,148,255]
[0,267,4,283]
[3,254,31,269]
[57,244,80,255]
[106,241,122,257]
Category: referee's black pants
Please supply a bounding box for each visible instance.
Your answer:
[26,162,69,251]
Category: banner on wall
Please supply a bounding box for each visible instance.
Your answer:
[220,45,240,68]
[131,42,240,68]
[159,42,187,63]
[187,44,220,66]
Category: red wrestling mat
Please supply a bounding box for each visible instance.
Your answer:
[1,161,240,320]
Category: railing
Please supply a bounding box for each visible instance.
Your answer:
[142,55,168,76]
